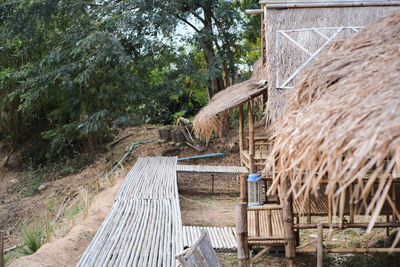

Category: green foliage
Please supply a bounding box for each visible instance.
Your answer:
[0,0,257,167]
[17,224,43,255]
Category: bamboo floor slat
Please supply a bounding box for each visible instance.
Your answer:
[248,209,285,243]
[177,164,248,175]
[77,157,183,267]
[183,226,237,250]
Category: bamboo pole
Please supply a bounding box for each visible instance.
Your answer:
[245,9,263,14]
[296,247,400,253]
[392,184,396,222]
[248,101,255,174]
[307,191,311,224]
[261,11,266,67]
[317,224,323,267]
[266,210,272,236]
[281,179,296,262]
[236,203,250,267]
[255,210,260,236]
[349,184,354,223]
[239,106,244,166]
[247,236,286,241]
[240,175,248,203]
[259,1,400,8]
[211,174,215,194]
[294,222,400,229]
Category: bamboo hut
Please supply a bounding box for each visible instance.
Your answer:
[264,10,400,262]
[193,60,268,173]
[194,1,400,266]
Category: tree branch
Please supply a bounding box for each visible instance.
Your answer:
[189,11,206,25]
[175,15,200,34]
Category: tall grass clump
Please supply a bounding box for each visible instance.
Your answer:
[17,224,43,255]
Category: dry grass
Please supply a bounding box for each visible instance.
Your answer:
[264,12,400,234]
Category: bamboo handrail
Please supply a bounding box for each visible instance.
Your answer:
[247,204,282,211]
[296,247,400,253]
[248,236,285,241]
[294,222,400,229]
[259,1,400,8]
[245,9,263,14]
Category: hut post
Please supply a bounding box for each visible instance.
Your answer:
[248,100,255,173]
[261,10,265,66]
[237,175,249,266]
[236,203,249,266]
[240,174,248,203]
[239,105,244,166]
[280,178,296,263]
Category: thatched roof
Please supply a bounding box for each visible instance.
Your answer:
[262,5,400,125]
[265,12,400,231]
[193,61,268,140]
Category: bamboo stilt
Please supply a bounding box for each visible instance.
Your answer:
[261,12,266,67]
[317,224,323,267]
[281,179,296,262]
[307,191,311,224]
[248,101,255,174]
[240,175,248,203]
[211,174,215,194]
[392,184,396,222]
[239,106,244,166]
[349,184,354,223]
[236,203,250,267]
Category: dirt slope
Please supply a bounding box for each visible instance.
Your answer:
[9,171,126,267]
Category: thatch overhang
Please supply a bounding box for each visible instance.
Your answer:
[193,78,268,140]
[264,12,400,231]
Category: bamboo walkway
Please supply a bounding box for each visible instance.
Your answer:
[77,157,183,267]
[183,226,237,250]
[177,164,248,175]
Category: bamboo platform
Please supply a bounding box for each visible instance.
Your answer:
[177,164,248,175]
[247,207,285,245]
[77,157,183,267]
[183,226,237,250]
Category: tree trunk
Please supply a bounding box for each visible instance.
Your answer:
[203,7,224,99]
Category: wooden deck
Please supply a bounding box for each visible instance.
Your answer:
[177,164,248,175]
[77,157,183,267]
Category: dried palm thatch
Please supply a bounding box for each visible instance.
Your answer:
[265,12,400,232]
[193,60,268,140]
[263,5,399,125]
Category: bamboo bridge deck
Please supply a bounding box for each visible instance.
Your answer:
[177,164,248,175]
[183,226,237,250]
[77,157,183,267]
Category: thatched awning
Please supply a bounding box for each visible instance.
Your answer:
[265,12,400,231]
[193,78,268,140]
